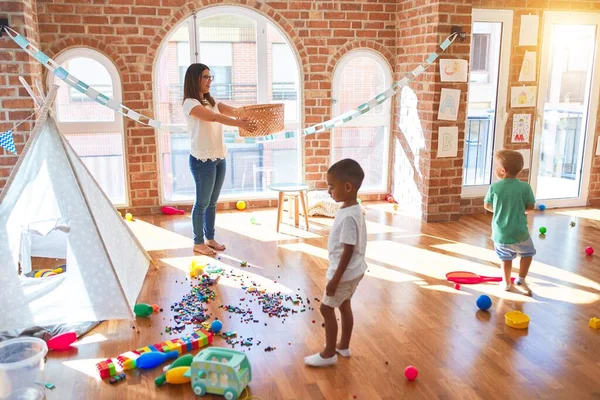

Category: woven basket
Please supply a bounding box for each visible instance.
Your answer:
[234,103,285,137]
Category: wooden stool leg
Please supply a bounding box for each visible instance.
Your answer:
[287,195,293,219]
[299,190,309,230]
[276,191,284,232]
[294,195,299,227]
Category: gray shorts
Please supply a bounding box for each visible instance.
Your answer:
[494,237,536,261]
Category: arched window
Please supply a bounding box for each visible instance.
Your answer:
[332,50,392,192]
[155,6,302,203]
[50,48,127,205]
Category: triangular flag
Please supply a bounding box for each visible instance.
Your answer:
[0,130,17,154]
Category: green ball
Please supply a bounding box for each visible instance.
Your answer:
[539,227,547,234]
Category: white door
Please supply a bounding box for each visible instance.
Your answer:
[530,12,600,208]
[462,9,512,197]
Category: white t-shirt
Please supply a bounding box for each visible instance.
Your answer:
[326,204,368,282]
[182,98,227,161]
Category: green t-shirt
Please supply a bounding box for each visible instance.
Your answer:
[484,178,535,244]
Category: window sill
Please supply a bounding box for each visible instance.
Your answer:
[461,185,489,198]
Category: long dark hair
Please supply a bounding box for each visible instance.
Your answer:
[183,63,216,107]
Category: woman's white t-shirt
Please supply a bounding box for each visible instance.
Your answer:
[182,98,227,161]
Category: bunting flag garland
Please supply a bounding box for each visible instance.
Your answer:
[1,25,458,144]
[0,130,17,155]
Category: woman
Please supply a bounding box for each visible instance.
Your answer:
[182,63,254,255]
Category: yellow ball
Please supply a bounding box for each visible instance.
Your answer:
[236,201,246,211]
[125,213,133,221]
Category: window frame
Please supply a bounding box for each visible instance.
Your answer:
[48,47,129,207]
[331,49,393,194]
[153,6,304,204]
[462,9,513,198]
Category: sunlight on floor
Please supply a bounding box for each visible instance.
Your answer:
[369,240,599,304]
[158,255,219,273]
[126,219,193,251]
[215,210,322,241]
[280,242,422,283]
[62,358,104,379]
[363,202,420,218]
[159,255,293,294]
[279,242,328,260]
[72,333,107,347]
[555,208,600,222]
[433,242,600,291]
[216,267,294,295]
[310,215,406,234]
[420,284,472,295]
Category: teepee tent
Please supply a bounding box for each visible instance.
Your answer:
[0,86,151,331]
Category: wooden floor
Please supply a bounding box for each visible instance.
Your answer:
[44,203,600,399]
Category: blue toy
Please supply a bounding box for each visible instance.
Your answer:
[476,295,492,311]
[184,348,252,399]
[136,350,178,369]
[211,320,223,333]
[538,204,546,211]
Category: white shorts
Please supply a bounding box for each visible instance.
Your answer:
[322,275,364,308]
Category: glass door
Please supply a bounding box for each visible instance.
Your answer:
[531,13,600,207]
[462,10,512,197]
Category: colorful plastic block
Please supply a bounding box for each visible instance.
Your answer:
[589,317,600,329]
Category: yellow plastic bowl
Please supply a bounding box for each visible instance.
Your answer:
[505,311,530,329]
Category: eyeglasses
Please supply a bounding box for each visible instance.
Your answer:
[201,75,215,81]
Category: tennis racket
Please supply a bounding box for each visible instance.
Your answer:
[446,271,515,284]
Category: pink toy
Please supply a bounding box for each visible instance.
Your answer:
[47,331,77,351]
[136,350,178,369]
[454,283,460,290]
[161,206,185,215]
[447,271,515,285]
[585,246,594,256]
[405,365,418,381]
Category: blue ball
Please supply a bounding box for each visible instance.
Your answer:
[539,204,546,211]
[476,295,492,311]
[211,320,223,333]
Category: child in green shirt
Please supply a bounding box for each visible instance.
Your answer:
[484,149,536,296]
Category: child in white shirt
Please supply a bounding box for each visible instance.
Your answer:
[305,159,368,367]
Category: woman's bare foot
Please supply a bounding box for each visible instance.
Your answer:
[193,244,216,256]
[206,239,226,251]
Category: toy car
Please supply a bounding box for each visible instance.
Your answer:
[184,348,251,399]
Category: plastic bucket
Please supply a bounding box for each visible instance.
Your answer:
[0,337,48,400]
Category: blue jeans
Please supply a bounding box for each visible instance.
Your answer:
[189,156,226,245]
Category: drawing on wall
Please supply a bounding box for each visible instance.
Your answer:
[519,51,537,82]
[437,88,461,121]
[437,126,458,158]
[440,59,468,82]
[512,113,531,143]
[510,86,537,108]
[519,15,539,46]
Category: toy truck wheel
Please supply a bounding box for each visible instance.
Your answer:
[193,383,206,396]
[224,388,238,400]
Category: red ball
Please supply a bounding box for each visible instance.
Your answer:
[385,194,391,201]
[454,283,460,290]
[585,246,594,256]
[387,196,395,203]
[405,365,418,381]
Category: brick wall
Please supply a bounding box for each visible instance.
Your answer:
[0,0,396,214]
[462,0,600,214]
[393,0,472,222]
[0,0,42,187]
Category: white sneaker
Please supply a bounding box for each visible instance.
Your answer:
[515,280,532,296]
[336,348,351,357]
[304,353,337,367]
